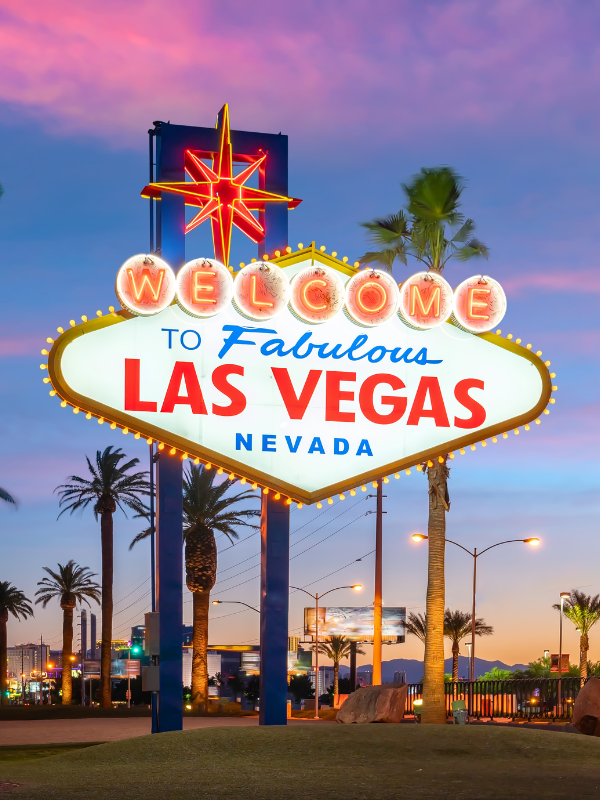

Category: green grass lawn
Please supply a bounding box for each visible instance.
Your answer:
[1,724,599,799]
[0,743,100,763]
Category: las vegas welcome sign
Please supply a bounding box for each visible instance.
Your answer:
[46,245,553,504]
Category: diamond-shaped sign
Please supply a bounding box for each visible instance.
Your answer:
[48,250,552,503]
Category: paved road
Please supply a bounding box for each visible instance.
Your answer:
[0,716,332,746]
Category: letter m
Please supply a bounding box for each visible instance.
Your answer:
[410,283,441,318]
[236,433,252,451]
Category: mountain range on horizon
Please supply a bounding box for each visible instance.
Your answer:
[338,656,528,683]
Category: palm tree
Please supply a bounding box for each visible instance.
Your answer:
[359,211,410,272]
[0,487,16,506]
[553,591,600,682]
[0,582,33,705]
[56,446,150,707]
[131,463,259,710]
[360,168,488,724]
[312,636,365,696]
[443,609,493,681]
[405,611,427,645]
[35,561,100,705]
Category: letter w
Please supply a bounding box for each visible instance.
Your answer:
[127,268,165,302]
[272,368,322,420]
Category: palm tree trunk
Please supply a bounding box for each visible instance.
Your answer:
[62,607,74,705]
[580,633,589,685]
[452,641,459,681]
[0,612,7,706]
[191,591,210,710]
[100,511,114,708]
[333,661,339,696]
[422,460,449,724]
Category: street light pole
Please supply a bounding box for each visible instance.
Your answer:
[558,591,570,717]
[412,534,540,682]
[290,584,362,720]
[211,600,260,613]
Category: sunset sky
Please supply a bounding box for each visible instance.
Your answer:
[1,0,599,670]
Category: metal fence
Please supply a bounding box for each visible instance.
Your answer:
[405,678,587,720]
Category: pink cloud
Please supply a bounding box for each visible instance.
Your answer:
[0,334,45,357]
[0,1,599,146]
[503,269,600,296]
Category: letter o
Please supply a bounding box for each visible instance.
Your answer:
[345,270,399,327]
[180,330,201,350]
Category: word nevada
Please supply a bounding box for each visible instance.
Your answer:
[115,253,507,333]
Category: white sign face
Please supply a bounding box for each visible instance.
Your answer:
[49,254,551,503]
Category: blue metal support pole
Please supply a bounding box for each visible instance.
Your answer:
[156,453,183,732]
[154,121,185,734]
[259,494,290,726]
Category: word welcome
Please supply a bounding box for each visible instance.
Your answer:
[116,255,507,334]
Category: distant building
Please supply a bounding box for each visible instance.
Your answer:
[393,671,407,684]
[357,670,372,686]
[7,644,49,680]
[287,636,300,652]
[309,666,335,696]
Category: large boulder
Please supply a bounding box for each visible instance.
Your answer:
[337,683,408,724]
[573,678,600,735]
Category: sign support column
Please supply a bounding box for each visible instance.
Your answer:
[156,453,183,732]
[259,494,290,726]
[373,479,383,685]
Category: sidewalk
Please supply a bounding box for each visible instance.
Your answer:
[0,716,260,746]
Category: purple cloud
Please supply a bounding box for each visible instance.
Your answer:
[1,0,600,145]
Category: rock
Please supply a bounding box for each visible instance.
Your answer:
[573,678,600,735]
[336,683,408,724]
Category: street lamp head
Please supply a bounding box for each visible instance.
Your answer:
[212,600,221,604]
[560,592,570,600]
[411,533,428,543]
[524,537,540,546]
[352,584,362,591]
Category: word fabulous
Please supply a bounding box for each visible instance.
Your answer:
[115,254,507,334]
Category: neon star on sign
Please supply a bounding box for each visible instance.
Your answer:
[141,105,302,266]
[46,246,554,504]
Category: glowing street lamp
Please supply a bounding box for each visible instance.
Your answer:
[411,534,540,682]
[211,600,260,613]
[289,584,362,719]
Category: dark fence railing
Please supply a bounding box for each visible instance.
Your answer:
[405,678,587,720]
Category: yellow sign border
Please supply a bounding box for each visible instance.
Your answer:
[47,250,553,504]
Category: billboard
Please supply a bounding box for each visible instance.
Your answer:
[46,247,553,504]
[304,606,406,641]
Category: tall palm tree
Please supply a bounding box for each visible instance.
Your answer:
[312,636,365,696]
[360,167,488,724]
[405,611,427,645]
[56,446,150,707]
[0,582,33,705]
[553,591,600,682]
[131,464,259,710]
[443,609,493,681]
[35,561,100,705]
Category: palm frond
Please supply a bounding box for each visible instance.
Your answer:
[0,581,34,620]
[34,560,101,608]
[0,487,16,506]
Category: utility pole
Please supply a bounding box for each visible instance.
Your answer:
[373,479,383,686]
